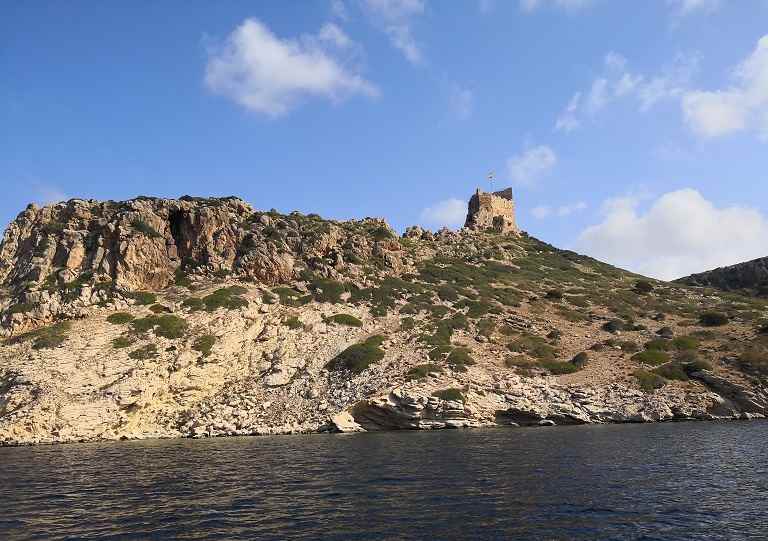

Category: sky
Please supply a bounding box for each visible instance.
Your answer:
[2,0,768,281]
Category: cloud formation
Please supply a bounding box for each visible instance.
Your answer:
[682,35,768,139]
[531,201,587,219]
[362,0,425,64]
[507,145,557,186]
[449,84,474,120]
[556,51,698,131]
[419,198,467,228]
[577,189,768,280]
[667,0,721,16]
[205,18,378,116]
[520,0,594,12]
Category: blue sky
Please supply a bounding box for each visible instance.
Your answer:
[2,0,767,280]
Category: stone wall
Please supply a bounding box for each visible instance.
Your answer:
[464,187,519,234]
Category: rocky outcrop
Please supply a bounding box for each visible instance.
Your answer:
[676,256,768,296]
[464,188,519,235]
[0,197,404,334]
[333,373,760,433]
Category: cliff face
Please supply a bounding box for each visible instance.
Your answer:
[676,257,768,296]
[0,196,404,334]
[0,195,767,446]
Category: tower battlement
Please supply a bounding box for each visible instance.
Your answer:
[464,187,519,235]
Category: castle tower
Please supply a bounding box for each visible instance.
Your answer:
[464,187,519,235]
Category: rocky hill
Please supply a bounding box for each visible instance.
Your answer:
[676,257,768,297]
[0,190,766,445]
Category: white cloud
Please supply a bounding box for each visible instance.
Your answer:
[555,92,581,132]
[667,0,721,16]
[577,189,768,280]
[318,23,352,48]
[507,145,557,186]
[420,198,466,228]
[362,0,425,64]
[205,18,378,116]
[682,35,768,139]
[520,0,594,12]
[555,51,698,131]
[478,0,495,13]
[449,84,474,119]
[531,201,587,219]
[331,0,349,20]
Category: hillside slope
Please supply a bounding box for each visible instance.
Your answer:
[0,196,767,445]
[676,257,768,297]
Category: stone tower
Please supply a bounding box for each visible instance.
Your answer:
[464,187,519,235]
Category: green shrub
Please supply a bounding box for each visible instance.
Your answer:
[738,348,768,376]
[272,287,310,306]
[540,360,579,375]
[700,311,729,327]
[202,287,249,312]
[107,312,134,325]
[182,297,204,311]
[572,352,589,368]
[684,358,713,372]
[634,368,665,392]
[131,315,188,339]
[508,335,557,361]
[545,289,563,301]
[128,291,157,306]
[672,336,699,351]
[29,322,71,349]
[644,339,673,351]
[446,347,475,372]
[284,316,303,329]
[602,319,626,333]
[310,279,346,304]
[428,345,453,362]
[437,285,459,302]
[632,349,671,366]
[7,303,33,315]
[634,280,654,294]
[406,363,443,380]
[400,317,416,331]
[432,388,464,402]
[149,304,170,314]
[327,335,386,373]
[129,344,158,360]
[326,314,363,327]
[112,335,132,349]
[654,363,688,381]
[262,291,277,304]
[419,314,468,347]
[174,268,192,288]
[192,334,216,357]
[130,219,162,239]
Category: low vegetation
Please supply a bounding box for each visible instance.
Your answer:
[106,312,134,325]
[634,369,665,392]
[327,335,386,373]
[699,311,729,327]
[192,334,216,357]
[406,363,443,380]
[129,344,158,360]
[131,314,188,339]
[325,314,363,327]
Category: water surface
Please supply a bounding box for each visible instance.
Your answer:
[2,421,767,540]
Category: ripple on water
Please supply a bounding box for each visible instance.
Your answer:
[1,421,767,540]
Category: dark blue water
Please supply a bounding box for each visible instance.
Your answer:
[1,421,767,540]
